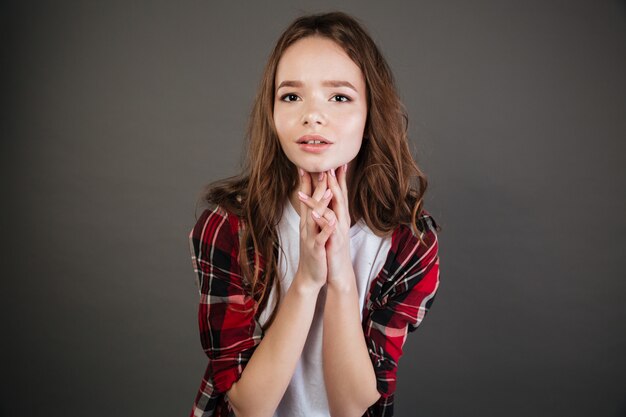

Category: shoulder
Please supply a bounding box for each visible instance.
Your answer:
[366,209,440,316]
[372,210,439,298]
[190,203,244,257]
[391,209,439,263]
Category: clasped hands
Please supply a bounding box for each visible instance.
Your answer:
[295,165,354,290]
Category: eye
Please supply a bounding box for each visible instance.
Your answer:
[280,93,300,102]
[331,95,351,102]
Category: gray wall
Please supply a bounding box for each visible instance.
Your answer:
[4,1,625,416]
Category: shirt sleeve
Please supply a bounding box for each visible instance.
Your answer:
[189,205,263,397]
[362,213,440,400]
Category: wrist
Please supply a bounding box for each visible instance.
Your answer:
[327,268,356,294]
[293,272,324,295]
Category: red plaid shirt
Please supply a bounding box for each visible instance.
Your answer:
[189,204,440,417]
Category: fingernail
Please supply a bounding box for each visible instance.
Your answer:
[311,210,321,219]
[299,168,304,177]
[323,189,332,199]
[329,217,336,226]
[318,172,324,181]
[330,168,336,177]
[297,191,308,200]
[343,164,348,172]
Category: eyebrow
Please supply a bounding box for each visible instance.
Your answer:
[276,80,358,93]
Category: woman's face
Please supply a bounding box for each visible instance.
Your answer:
[273,36,367,174]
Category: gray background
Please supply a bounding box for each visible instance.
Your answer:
[3,1,626,416]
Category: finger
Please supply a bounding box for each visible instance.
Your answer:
[299,168,313,231]
[310,205,338,229]
[314,215,336,249]
[311,171,328,201]
[298,188,333,218]
[339,164,349,204]
[299,167,312,196]
[327,168,348,223]
[338,164,350,222]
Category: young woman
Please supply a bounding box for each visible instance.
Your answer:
[189,11,441,417]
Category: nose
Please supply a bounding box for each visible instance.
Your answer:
[301,102,326,126]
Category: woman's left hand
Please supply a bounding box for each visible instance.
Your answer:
[298,165,354,288]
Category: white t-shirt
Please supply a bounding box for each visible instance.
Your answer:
[258,199,392,417]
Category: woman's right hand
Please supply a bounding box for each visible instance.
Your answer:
[294,168,336,290]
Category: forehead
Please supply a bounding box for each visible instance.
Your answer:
[275,36,364,85]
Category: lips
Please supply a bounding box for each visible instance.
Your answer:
[296,134,332,154]
[296,134,333,145]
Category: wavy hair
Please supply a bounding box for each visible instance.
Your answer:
[197,11,438,330]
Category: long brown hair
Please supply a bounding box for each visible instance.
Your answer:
[197,11,438,330]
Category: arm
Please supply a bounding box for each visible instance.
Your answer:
[322,225,440,417]
[299,166,379,416]
[227,275,321,417]
[300,167,441,416]
[193,170,335,417]
[320,167,380,415]
[362,217,440,407]
[190,206,329,417]
[231,170,338,417]
[322,271,381,417]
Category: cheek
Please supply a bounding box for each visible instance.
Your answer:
[273,109,298,158]
[273,107,296,136]
[272,105,282,129]
[337,108,367,136]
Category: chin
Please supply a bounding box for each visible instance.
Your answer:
[303,162,339,174]
[288,154,351,174]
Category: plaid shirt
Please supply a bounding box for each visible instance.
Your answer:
[189,203,440,417]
